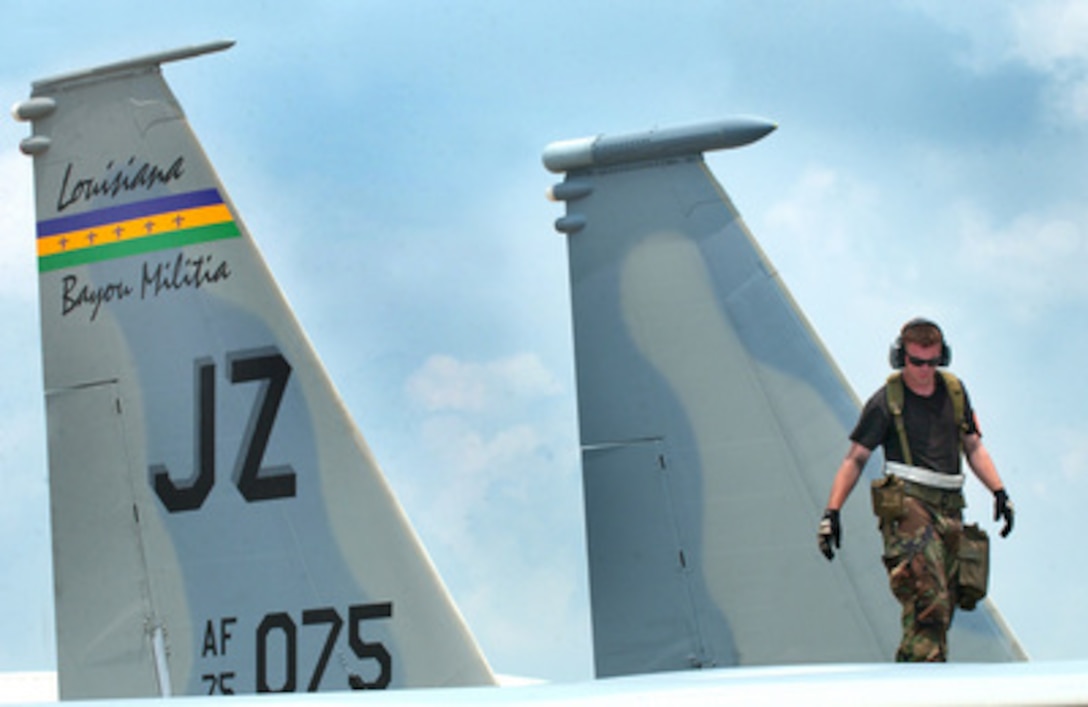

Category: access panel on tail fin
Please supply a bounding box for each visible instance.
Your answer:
[543,119,1025,676]
[15,42,494,699]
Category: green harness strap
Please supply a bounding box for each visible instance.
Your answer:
[885,370,967,467]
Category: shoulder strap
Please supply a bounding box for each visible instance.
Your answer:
[938,370,969,437]
[885,372,912,466]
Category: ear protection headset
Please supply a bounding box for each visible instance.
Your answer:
[888,317,952,369]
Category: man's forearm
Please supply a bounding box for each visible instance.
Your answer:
[966,441,1004,493]
[827,453,865,510]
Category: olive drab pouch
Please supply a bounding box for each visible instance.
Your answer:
[957,523,990,610]
[871,474,906,521]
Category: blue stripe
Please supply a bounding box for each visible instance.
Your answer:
[37,188,223,238]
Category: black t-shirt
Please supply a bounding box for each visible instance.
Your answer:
[850,374,979,476]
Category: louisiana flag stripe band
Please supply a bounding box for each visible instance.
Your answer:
[40,223,240,273]
[37,188,224,237]
[37,189,241,272]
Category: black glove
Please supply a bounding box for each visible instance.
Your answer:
[818,508,841,561]
[994,488,1014,538]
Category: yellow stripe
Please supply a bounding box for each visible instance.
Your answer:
[37,203,233,258]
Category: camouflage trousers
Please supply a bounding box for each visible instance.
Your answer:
[880,494,963,662]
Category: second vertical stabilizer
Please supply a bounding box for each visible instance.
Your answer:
[545,119,1025,675]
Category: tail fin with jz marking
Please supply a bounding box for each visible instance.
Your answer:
[15,41,495,699]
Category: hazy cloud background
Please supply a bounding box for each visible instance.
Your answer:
[0,0,1086,682]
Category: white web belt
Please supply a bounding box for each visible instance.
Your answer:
[885,461,964,490]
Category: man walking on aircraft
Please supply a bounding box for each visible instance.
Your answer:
[817,318,1015,662]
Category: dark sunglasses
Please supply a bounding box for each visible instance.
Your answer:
[906,354,942,368]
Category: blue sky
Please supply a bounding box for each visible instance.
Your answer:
[1,0,1087,683]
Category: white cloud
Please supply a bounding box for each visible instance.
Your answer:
[406,355,488,412]
[1008,0,1088,122]
[0,148,36,302]
[953,202,1088,317]
[757,165,908,390]
[406,353,562,414]
[907,0,1088,123]
[421,416,541,478]
[400,352,568,550]
[1008,1,1088,68]
[764,165,880,258]
[397,355,589,678]
[410,409,589,680]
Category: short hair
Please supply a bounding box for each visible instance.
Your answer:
[900,318,943,348]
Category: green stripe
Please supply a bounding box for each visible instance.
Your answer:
[39,222,240,273]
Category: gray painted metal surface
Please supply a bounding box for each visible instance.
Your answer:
[17,45,494,698]
[545,120,1025,676]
